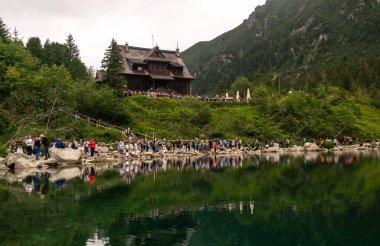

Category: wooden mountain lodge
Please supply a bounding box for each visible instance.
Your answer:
[97,42,194,95]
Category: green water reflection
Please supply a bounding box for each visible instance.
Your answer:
[1,151,380,245]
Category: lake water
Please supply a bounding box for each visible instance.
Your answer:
[1,150,380,245]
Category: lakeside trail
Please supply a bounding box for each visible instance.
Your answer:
[83,142,380,165]
[2,140,379,170]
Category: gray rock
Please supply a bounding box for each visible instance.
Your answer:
[290,146,304,152]
[5,152,37,169]
[264,146,280,152]
[97,146,109,153]
[304,143,322,152]
[50,147,82,164]
[37,158,59,167]
[303,142,312,148]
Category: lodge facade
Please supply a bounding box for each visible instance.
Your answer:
[97,42,194,95]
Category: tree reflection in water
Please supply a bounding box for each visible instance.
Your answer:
[0,150,379,245]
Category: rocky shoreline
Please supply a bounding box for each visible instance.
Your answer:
[1,142,379,170]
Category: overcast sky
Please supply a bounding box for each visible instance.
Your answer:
[0,0,266,69]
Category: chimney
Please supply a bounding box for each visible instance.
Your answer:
[176,42,180,57]
[124,42,129,53]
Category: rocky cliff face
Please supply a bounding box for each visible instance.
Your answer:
[182,0,380,95]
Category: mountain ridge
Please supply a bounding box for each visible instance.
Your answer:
[182,0,380,95]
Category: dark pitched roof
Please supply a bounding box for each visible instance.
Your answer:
[118,44,194,80]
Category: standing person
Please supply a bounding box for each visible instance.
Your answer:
[34,137,41,160]
[40,134,50,160]
[83,139,89,155]
[9,140,17,153]
[25,136,33,156]
[119,141,125,155]
[213,141,218,154]
[89,139,96,157]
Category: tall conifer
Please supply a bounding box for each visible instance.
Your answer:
[65,34,79,61]
[0,17,10,40]
[101,38,124,91]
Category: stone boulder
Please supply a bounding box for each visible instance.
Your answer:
[0,157,7,170]
[264,146,280,152]
[50,147,82,164]
[304,142,322,152]
[37,158,59,167]
[97,146,109,153]
[290,146,305,152]
[5,152,38,169]
[303,142,312,148]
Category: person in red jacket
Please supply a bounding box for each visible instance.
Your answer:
[89,139,96,157]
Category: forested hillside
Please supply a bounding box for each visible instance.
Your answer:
[182,0,380,95]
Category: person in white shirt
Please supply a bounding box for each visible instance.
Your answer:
[25,136,33,156]
[119,141,125,154]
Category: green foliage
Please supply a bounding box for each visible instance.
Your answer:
[68,57,88,81]
[0,17,10,40]
[190,107,211,127]
[101,38,124,91]
[46,41,68,66]
[76,83,131,124]
[65,34,79,61]
[229,76,252,96]
[26,37,43,60]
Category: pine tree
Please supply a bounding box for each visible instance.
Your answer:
[101,38,124,91]
[26,37,43,60]
[50,42,68,66]
[65,34,79,62]
[68,57,88,81]
[42,39,52,65]
[12,28,23,46]
[0,17,10,40]
[12,28,19,42]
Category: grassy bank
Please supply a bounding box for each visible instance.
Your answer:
[122,95,380,143]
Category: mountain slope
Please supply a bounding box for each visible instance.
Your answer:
[182,0,380,95]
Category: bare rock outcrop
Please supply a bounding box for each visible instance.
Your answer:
[304,142,323,152]
[50,147,82,164]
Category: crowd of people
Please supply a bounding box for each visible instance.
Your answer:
[8,132,378,163]
[9,134,51,160]
[126,87,182,98]
[8,135,101,160]
[124,87,241,101]
[116,135,246,156]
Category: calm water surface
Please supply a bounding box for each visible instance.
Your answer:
[1,151,380,245]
